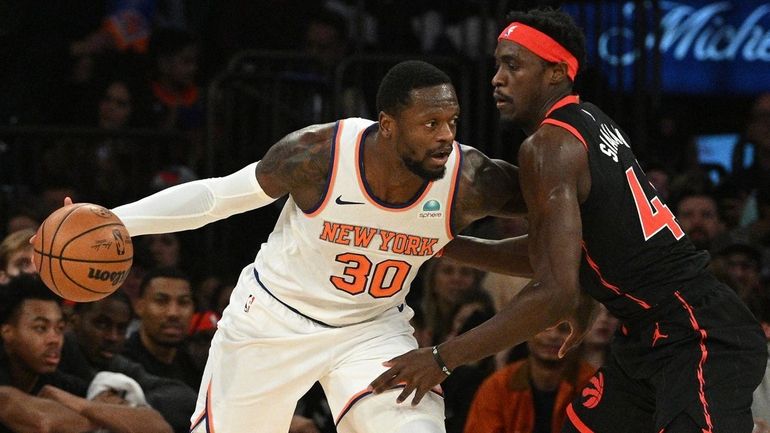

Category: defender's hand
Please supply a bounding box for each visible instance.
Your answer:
[369,347,448,406]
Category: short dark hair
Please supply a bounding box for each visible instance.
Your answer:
[376,60,452,115]
[73,290,133,315]
[0,274,60,325]
[716,243,762,269]
[505,8,587,79]
[138,267,191,297]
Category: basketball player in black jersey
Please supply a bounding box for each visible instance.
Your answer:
[371,8,767,433]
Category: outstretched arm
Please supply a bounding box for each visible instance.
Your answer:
[443,235,532,277]
[111,123,336,236]
[370,126,592,404]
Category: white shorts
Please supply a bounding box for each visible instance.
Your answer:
[189,265,445,433]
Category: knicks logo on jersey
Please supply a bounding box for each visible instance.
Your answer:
[598,123,630,163]
[319,221,438,256]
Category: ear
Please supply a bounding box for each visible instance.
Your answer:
[1,323,13,342]
[548,62,569,85]
[378,112,394,138]
[761,322,770,341]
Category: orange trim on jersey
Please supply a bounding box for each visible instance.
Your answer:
[305,120,343,217]
[355,129,434,212]
[566,403,595,433]
[674,291,715,433]
[444,141,462,239]
[582,242,652,309]
[189,380,213,432]
[545,94,580,118]
[540,118,588,151]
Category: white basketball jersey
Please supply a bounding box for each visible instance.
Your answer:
[251,118,462,326]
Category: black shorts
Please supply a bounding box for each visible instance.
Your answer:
[563,279,767,433]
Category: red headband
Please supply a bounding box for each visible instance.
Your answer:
[498,22,579,81]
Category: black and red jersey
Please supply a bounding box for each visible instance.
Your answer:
[541,95,710,321]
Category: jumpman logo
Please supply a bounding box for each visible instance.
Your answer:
[504,25,517,37]
[652,322,669,347]
[582,372,604,409]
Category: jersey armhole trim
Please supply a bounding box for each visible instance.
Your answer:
[445,141,463,239]
[540,118,588,152]
[303,120,342,216]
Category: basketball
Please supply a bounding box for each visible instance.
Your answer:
[33,203,133,302]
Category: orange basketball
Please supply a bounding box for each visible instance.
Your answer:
[33,203,133,302]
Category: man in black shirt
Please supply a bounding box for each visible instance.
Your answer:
[60,291,197,433]
[123,267,201,390]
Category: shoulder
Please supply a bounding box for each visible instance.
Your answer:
[257,122,338,198]
[263,122,337,163]
[519,124,588,180]
[451,145,523,226]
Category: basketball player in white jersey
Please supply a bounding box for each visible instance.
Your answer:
[93,61,528,433]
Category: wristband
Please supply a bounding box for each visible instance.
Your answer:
[431,345,452,376]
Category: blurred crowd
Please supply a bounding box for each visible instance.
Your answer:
[1,0,769,433]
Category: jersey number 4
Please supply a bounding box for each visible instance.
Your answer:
[331,253,412,298]
[626,167,684,241]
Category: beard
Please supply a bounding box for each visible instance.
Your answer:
[403,155,446,182]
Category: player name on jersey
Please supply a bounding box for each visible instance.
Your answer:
[319,221,438,256]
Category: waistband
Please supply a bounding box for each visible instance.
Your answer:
[619,272,723,334]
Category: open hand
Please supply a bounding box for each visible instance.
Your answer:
[369,347,448,406]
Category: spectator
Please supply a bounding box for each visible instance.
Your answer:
[0,229,36,285]
[146,233,182,269]
[60,292,198,433]
[464,324,596,433]
[70,0,157,57]
[91,76,154,206]
[123,267,201,389]
[714,179,752,232]
[4,204,40,236]
[148,27,204,169]
[0,274,172,433]
[580,304,619,369]
[420,256,487,345]
[713,243,763,301]
[733,93,770,193]
[674,190,726,252]
[643,162,672,202]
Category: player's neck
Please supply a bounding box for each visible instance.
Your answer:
[525,89,573,135]
[139,329,177,364]
[364,130,426,202]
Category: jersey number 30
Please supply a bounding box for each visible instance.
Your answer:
[331,253,412,298]
[626,167,684,241]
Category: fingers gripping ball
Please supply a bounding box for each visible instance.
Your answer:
[33,204,133,302]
